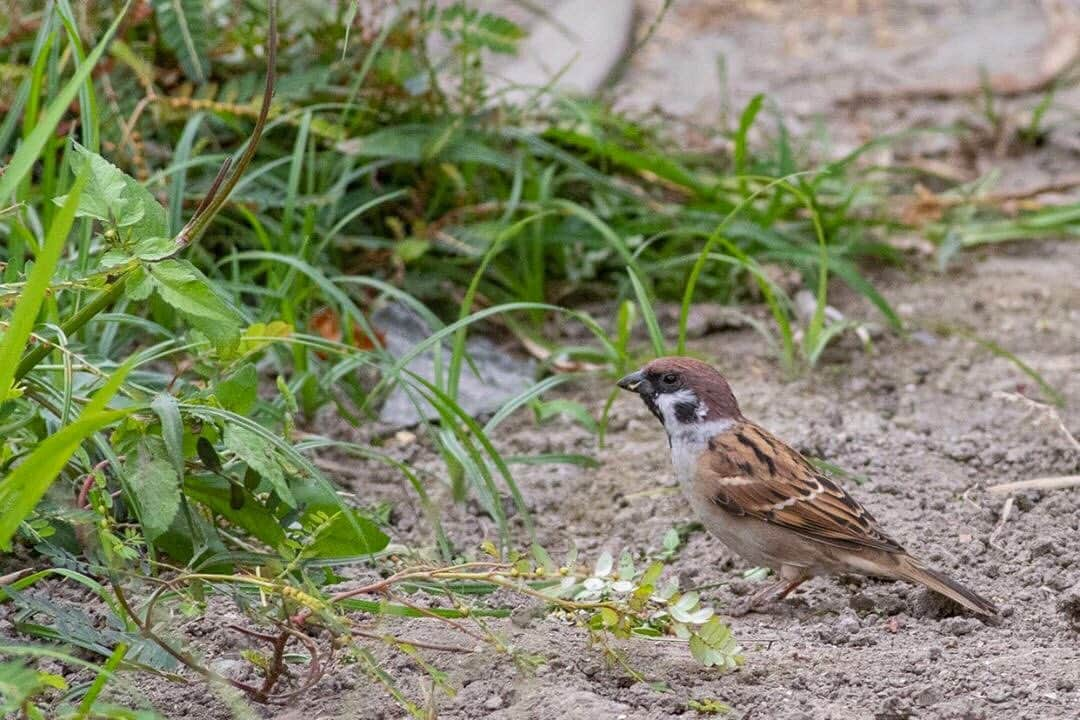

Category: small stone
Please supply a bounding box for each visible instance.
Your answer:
[484,694,504,710]
[849,592,875,613]
[1057,583,1080,630]
[510,600,547,629]
[915,686,941,707]
[209,658,244,679]
[940,617,980,636]
[836,615,861,635]
[985,687,1010,703]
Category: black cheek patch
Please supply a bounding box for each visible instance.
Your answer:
[673,401,699,424]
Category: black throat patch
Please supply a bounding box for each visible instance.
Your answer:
[642,394,664,424]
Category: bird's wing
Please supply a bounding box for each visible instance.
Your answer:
[696,421,905,554]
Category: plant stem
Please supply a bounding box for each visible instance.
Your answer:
[13,273,129,383]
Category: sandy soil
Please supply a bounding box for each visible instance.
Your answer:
[4,1,1079,719]
[274,237,1078,720]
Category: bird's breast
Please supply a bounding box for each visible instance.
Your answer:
[666,420,732,490]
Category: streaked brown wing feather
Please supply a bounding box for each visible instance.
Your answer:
[698,422,905,554]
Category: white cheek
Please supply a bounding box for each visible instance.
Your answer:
[656,388,699,430]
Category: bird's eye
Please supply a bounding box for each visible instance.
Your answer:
[662,373,678,385]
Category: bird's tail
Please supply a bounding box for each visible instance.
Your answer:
[895,556,997,616]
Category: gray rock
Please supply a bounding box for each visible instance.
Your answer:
[491,0,636,103]
[375,303,536,426]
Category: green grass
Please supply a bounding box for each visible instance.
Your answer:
[0,1,1075,717]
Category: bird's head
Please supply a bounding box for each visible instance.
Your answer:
[617,356,742,432]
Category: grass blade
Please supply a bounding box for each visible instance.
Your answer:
[627,266,665,357]
[0,174,86,402]
[0,0,131,204]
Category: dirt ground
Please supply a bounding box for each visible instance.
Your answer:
[5,1,1080,719]
[273,246,1079,720]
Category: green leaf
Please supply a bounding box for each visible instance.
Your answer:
[133,236,176,261]
[343,123,513,170]
[152,0,211,83]
[148,259,241,350]
[55,142,168,242]
[215,363,257,414]
[597,606,619,628]
[301,508,390,559]
[530,543,556,573]
[150,393,185,479]
[125,267,155,301]
[438,4,524,54]
[224,426,296,508]
[689,617,743,670]
[627,266,666,357]
[130,456,181,541]
[184,476,287,551]
[195,437,222,474]
[0,359,135,548]
[0,411,128,550]
[534,399,598,434]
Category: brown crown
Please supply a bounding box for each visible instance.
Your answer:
[643,356,743,421]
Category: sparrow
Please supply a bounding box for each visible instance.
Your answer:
[617,356,997,616]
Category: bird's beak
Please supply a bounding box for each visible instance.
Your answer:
[616,369,647,394]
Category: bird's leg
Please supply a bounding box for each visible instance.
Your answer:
[753,577,806,605]
[729,577,807,616]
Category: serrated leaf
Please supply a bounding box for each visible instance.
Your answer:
[100,249,132,268]
[148,259,241,350]
[214,363,257,414]
[224,426,295,508]
[133,236,176,261]
[55,142,168,242]
[131,456,181,541]
[153,0,211,83]
[125,266,154,300]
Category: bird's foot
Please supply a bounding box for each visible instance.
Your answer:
[727,578,807,616]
